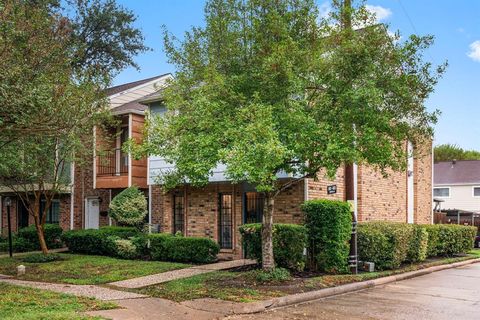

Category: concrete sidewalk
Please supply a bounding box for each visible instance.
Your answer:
[87,297,225,320]
[110,259,257,289]
[0,278,147,301]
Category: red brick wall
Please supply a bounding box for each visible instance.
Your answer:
[357,165,408,222]
[150,180,306,258]
[414,140,433,224]
[307,168,346,202]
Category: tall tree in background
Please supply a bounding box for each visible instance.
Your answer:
[434,144,480,162]
[134,0,445,270]
[0,0,147,254]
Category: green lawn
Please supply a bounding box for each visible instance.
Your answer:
[0,253,189,285]
[0,282,116,320]
[135,271,283,303]
[135,250,480,303]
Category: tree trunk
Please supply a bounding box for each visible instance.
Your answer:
[261,193,275,271]
[32,199,49,255]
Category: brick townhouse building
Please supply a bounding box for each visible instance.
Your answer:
[0,74,433,258]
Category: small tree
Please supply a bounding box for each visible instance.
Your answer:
[0,0,147,254]
[134,0,445,270]
[434,144,480,162]
[109,186,148,227]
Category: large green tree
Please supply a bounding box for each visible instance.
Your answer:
[434,144,480,162]
[0,0,147,254]
[135,0,445,270]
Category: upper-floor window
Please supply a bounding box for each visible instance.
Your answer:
[150,102,167,117]
[433,187,450,198]
[473,187,480,197]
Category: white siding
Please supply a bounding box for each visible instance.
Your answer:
[148,156,293,185]
[434,184,480,212]
[109,75,173,109]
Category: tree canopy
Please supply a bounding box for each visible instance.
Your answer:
[0,0,147,253]
[434,144,480,162]
[134,0,445,270]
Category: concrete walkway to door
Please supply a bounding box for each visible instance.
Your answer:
[109,259,257,289]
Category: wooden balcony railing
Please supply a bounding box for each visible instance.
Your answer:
[97,148,128,176]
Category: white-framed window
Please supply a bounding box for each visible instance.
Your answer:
[473,186,480,197]
[433,187,450,198]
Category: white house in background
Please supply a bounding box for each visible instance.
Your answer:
[434,160,480,213]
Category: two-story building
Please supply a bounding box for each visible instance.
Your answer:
[1,75,434,260]
[434,160,480,213]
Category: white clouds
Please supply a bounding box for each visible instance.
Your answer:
[468,41,480,62]
[365,5,392,22]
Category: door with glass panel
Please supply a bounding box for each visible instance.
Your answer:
[218,193,233,249]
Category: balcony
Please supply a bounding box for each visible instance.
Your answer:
[96,148,130,189]
[97,149,128,176]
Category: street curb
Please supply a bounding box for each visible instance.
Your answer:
[239,257,480,314]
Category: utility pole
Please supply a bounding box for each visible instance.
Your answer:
[342,0,358,275]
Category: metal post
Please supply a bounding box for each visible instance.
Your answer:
[5,197,12,258]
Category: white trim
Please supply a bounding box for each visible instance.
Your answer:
[128,114,133,187]
[433,187,451,198]
[353,163,358,220]
[148,185,152,233]
[434,182,480,186]
[407,141,414,224]
[111,109,145,116]
[116,129,122,176]
[107,74,173,100]
[93,126,97,189]
[472,186,480,197]
[70,162,75,230]
[109,189,112,226]
[303,178,308,201]
[431,144,434,224]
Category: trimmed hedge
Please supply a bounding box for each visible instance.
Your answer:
[358,222,477,270]
[239,223,307,271]
[0,224,63,253]
[358,222,414,270]
[149,234,220,264]
[17,224,64,250]
[62,226,139,255]
[406,225,429,263]
[424,224,477,257]
[302,200,352,273]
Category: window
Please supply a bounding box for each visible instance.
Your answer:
[218,194,233,249]
[473,187,480,197]
[173,194,185,235]
[40,199,60,224]
[433,188,450,198]
[244,192,264,224]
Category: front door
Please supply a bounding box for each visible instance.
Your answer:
[85,198,100,229]
[18,201,29,229]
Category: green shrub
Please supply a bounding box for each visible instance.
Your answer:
[17,224,63,250]
[112,238,139,259]
[0,236,36,253]
[250,267,291,283]
[62,227,139,255]
[109,186,148,226]
[301,200,352,273]
[22,253,63,263]
[357,222,414,270]
[424,224,476,256]
[149,234,220,263]
[407,225,429,263]
[239,223,307,271]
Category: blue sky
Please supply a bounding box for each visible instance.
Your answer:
[114,0,480,150]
